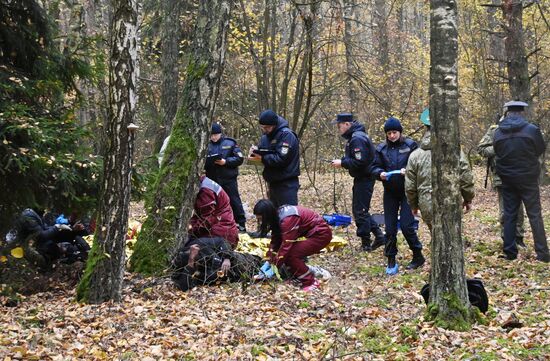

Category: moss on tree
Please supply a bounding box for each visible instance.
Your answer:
[76,241,107,302]
[129,111,197,275]
[426,292,472,331]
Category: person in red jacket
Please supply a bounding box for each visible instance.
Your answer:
[253,199,332,291]
[190,177,239,248]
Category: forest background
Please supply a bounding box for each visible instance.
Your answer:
[2,0,550,232]
[1,0,550,359]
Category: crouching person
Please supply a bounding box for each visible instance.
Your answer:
[253,200,332,292]
[190,176,239,248]
[172,237,262,291]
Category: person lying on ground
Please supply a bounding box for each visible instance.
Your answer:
[172,237,262,291]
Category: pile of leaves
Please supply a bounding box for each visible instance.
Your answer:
[0,167,549,359]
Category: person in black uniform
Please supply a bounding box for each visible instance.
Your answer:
[205,123,247,232]
[371,117,423,274]
[331,113,385,252]
[248,109,300,208]
[493,101,549,262]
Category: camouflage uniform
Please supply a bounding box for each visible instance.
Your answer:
[477,125,525,242]
[405,131,475,230]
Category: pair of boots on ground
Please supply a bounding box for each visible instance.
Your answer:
[361,230,425,275]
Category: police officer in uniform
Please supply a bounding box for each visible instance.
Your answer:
[205,123,247,232]
[372,117,424,274]
[248,109,300,208]
[478,115,526,248]
[493,101,549,262]
[331,113,385,252]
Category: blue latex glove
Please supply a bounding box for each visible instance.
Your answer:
[385,170,403,180]
[260,261,275,278]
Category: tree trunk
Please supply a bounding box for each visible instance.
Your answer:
[342,0,357,111]
[76,0,139,303]
[130,0,232,275]
[502,0,530,103]
[428,0,471,331]
[154,0,181,156]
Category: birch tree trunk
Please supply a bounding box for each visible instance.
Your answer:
[428,0,471,330]
[342,0,357,111]
[130,0,232,275]
[76,0,139,303]
[155,0,181,152]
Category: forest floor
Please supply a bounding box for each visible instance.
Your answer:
[1,165,550,360]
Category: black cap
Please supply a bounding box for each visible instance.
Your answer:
[384,117,403,132]
[259,110,278,125]
[211,123,222,134]
[332,113,354,124]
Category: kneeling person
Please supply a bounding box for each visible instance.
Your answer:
[253,200,332,291]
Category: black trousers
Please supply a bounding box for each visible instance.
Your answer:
[501,181,549,259]
[220,179,246,227]
[352,178,381,240]
[383,191,422,257]
[268,177,299,208]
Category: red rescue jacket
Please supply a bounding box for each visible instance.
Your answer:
[190,177,239,248]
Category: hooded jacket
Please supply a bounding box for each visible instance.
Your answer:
[493,114,546,183]
[405,131,475,225]
[257,117,300,183]
[205,135,244,184]
[340,122,376,179]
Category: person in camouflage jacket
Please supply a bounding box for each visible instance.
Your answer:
[477,124,525,247]
[405,130,475,230]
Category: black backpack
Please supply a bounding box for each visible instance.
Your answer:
[420,279,489,313]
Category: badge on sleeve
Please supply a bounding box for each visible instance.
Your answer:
[237,151,243,157]
[281,142,290,155]
[354,148,362,160]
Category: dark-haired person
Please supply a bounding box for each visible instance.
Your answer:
[248,109,300,208]
[253,199,332,291]
[205,123,247,232]
[371,117,423,275]
[190,177,239,248]
[172,237,262,291]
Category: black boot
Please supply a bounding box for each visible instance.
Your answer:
[238,224,247,233]
[406,248,425,270]
[516,237,526,248]
[371,228,386,250]
[361,238,372,252]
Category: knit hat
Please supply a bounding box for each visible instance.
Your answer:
[211,123,222,134]
[384,117,403,132]
[259,109,279,125]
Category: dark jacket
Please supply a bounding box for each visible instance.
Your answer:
[190,177,239,248]
[172,237,261,291]
[493,114,546,183]
[258,117,300,183]
[372,137,418,194]
[341,122,376,179]
[18,209,59,244]
[205,136,244,184]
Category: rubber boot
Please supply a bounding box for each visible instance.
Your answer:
[406,248,425,270]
